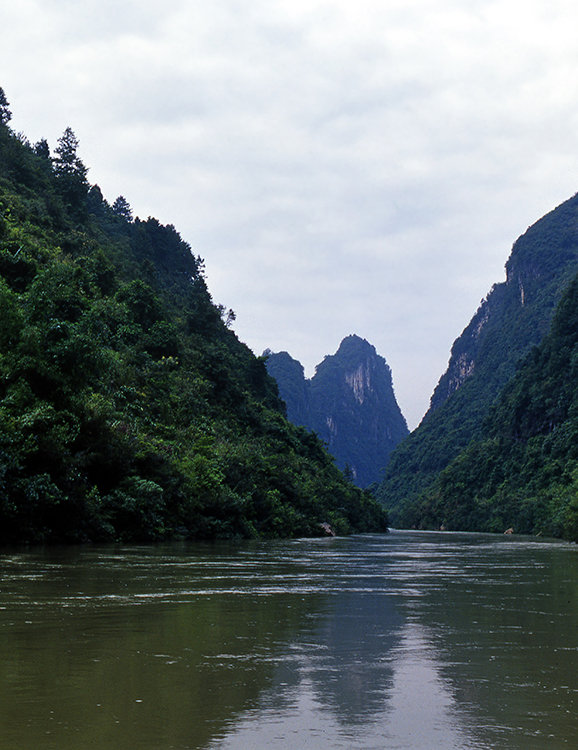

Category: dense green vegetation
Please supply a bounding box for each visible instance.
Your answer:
[266,335,408,488]
[398,272,578,541]
[378,193,578,531]
[0,88,387,543]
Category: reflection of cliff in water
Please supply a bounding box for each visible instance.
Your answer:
[391,534,578,750]
[306,590,404,725]
[6,534,572,750]
[209,589,407,749]
[210,561,407,743]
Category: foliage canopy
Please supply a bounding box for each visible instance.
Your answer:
[378,194,578,541]
[0,90,387,543]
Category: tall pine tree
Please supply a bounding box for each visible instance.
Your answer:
[53,127,88,209]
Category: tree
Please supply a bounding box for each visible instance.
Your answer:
[53,127,87,180]
[53,127,88,208]
[87,184,107,216]
[0,87,11,125]
[34,139,50,160]
[225,307,236,328]
[112,195,133,221]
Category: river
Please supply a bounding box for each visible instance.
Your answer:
[0,531,576,749]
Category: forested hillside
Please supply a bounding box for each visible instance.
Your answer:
[378,193,578,529]
[0,88,387,543]
[399,272,578,540]
[266,336,408,487]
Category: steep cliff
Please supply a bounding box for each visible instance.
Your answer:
[402,271,578,541]
[266,335,408,487]
[378,192,578,524]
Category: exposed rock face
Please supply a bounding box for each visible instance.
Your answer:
[378,191,578,523]
[266,335,408,487]
[427,297,489,412]
[426,192,578,418]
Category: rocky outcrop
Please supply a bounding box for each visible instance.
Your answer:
[266,335,408,488]
[426,193,578,418]
[428,297,490,412]
[378,191,578,524]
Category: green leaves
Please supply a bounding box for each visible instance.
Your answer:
[53,127,89,211]
[380,193,578,537]
[399,272,578,541]
[0,98,388,544]
[0,87,11,125]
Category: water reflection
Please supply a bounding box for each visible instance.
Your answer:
[399,533,578,749]
[212,621,480,750]
[0,532,576,749]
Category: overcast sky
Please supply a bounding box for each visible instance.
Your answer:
[2,0,578,428]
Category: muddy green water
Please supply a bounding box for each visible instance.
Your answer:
[0,531,576,749]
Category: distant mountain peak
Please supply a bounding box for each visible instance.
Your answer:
[266,336,408,487]
[337,333,373,350]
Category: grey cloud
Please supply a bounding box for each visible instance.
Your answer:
[3,0,578,428]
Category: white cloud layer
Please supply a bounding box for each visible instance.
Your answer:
[2,0,578,427]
